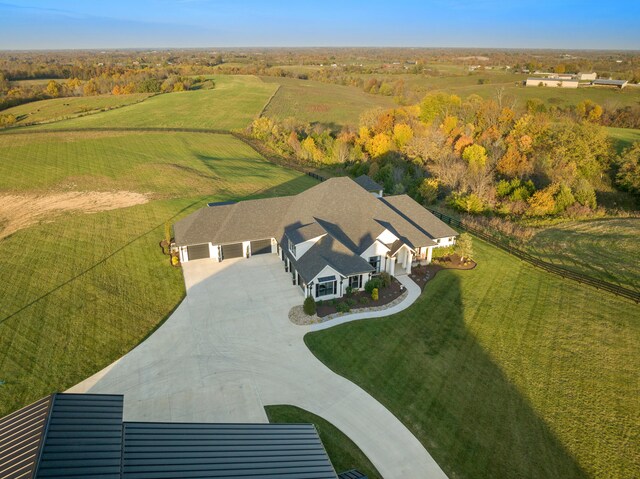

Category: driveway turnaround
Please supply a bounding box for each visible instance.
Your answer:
[71,254,447,479]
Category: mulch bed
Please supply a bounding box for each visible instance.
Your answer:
[410,254,476,291]
[316,278,404,318]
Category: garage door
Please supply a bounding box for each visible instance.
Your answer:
[221,242,244,260]
[250,239,272,256]
[187,243,210,261]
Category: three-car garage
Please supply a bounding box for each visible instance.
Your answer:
[179,239,275,263]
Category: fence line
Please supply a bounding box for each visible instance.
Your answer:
[427,209,640,303]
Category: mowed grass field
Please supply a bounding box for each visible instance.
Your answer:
[524,218,640,291]
[305,240,639,479]
[607,126,640,151]
[260,76,395,128]
[266,406,381,479]
[0,130,317,416]
[36,75,277,131]
[1,93,151,126]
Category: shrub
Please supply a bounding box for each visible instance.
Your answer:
[372,288,379,301]
[303,297,316,316]
[573,178,597,209]
[449,192,484,214]
[455,233,474,262]
[359,296,370,304]
[365,278,382,294]
[346,298,357,307]
[379,271,392,288]
[345,286,354,297]
[171,256,179,266]
[336,302,351,313]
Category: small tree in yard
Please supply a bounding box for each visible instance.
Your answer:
[303,297,316,316]
[456,233,474,263]
[371,288,379,301]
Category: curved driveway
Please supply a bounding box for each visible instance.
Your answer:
[70,254,446,479]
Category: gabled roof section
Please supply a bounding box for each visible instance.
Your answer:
[0,395,52,479]
[381,195,458,240]
[353,174,383,193]
[285,222,327,244]
[290,234,374,283]
[122,423,338,479]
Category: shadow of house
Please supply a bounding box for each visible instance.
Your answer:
[304,270,588,479]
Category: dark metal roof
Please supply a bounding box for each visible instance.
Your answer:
[35,394,124,479]
[353,175,383,193]
[338,470,368,479]
[2,394,339,479]
[592,79,627,86]
[0,395,52,479]
[122,422,338,479]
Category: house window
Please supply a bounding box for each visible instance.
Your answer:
[316,275,337,297]
[349,275,362,289]
[288,239,296,256]
[369,256,381,273]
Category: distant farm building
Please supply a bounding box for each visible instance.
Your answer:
[592,79,628,89]
[525,78,579,88]
[577,72,597,81]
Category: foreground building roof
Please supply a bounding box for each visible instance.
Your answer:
[0,394,338,479]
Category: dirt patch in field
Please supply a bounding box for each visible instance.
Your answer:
[0,191,148,240]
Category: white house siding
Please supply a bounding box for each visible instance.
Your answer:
[434,236,456,247]
[209,243,221,261]
[309,265,344,301]
[360,240,392,274]
[292,234,325,260]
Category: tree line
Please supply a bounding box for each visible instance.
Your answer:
[251,91,639,218]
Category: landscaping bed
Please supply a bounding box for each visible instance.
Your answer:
[410,254,476,291]
[317,277,404,318]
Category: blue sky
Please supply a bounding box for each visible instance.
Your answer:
[0,0,638,50]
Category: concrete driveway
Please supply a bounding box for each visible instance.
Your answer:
[71,254,446,478]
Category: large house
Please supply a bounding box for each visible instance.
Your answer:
[174,176,458,301]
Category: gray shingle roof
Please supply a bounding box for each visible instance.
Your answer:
[289,234,374,283]
[353,174,383,192]
[285,222,327,244]
[381,195,458,239]
[175,178,453,272]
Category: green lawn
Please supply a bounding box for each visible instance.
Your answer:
[607,126,640,152]
[35,75,277,131]
[305,240,639,479]
[1,93,152,126]
[0,130,317,416]
[260,76,395,128]
[0,131,311,198]
[265,405,381,479]
[524,218,640,292]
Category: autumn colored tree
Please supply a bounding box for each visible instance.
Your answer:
[455,233,473,262]
[367,132,393,158]
[526,184,559,216]
[462,144,488,171]
[392,123,413,149]
[615,142,640,195]
[576,100,603,123]
[46,80,61,97]
[419,92,461,124]
[417,178,439,205]
[83,79,98,96]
